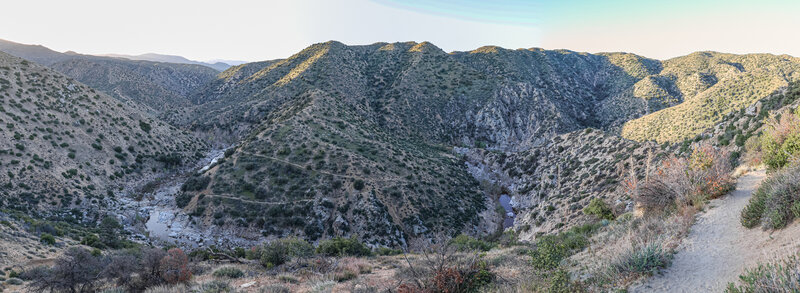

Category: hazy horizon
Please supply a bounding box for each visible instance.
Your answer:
[2,0,799,62]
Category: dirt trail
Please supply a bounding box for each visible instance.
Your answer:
[633,170,800,292]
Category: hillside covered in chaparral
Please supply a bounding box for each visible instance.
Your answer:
[1,33,800,292]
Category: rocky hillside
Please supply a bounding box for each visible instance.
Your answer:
[621,52,800,143]
[0,51,207,217]
[168,42,672,245]
[159,41,800,246]
[463,129,662,241]
[178,41,658,149]
[0,39,218,113]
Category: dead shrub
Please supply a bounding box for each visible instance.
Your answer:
[397,234,494,292]
[161,248,192,284]
[634,143,733,212]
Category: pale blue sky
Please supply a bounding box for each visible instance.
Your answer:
[1,0,798,62]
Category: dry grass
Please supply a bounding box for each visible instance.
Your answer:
[571,206,695,290]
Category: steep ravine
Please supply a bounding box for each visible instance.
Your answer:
[113,146,259,248]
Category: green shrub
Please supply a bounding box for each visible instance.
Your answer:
[530,223,600,270]
[40,233,55,245]
[740,164,800,229]
[5,277,22,285]
[182,176,210,192]
[375,247,402,256]
[259,237,314,268]
[582,198,615,221]
[726,252,800,293]
[449,234,495,252]
[212,267,243,279]
[761,112,800,170]
[139,121,152,133]
[611,242,671,276]
[316,237,371,257]
[353,180,365,191]
[175,193,193,209]
[81,234,103,249]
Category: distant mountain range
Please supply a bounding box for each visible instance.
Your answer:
[0,38,220,113]
[99,53,245,71]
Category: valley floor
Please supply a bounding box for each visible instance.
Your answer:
[633,170,800,292]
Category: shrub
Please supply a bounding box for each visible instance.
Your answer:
[175,193,193,208]
[761,111,800,170]
[39,233,55,245]
[160,248,191,284]
[139,121,152,133]
[636,143,733,211]
[81,234,103,248]
[316,237,371,257]
[375,247,403,256]
[353,179,365,191]
[427,260,493,293]
[212,267,243,279]
[259,237,314,268]
[449,234,495,252]
[740,164,800,229]
[5,277,22,285]
[583,198,615,220]
[726,252,800,293]
[26,247,104,292]
[181,176,210,192]
[610,242,671,276]
[530,223,599,270]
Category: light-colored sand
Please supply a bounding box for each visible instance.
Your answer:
[633,170,800,292]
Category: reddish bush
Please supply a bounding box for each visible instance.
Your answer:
[635,143,733,211]
[160,248,191,284]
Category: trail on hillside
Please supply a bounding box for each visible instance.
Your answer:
[633,170,800,292]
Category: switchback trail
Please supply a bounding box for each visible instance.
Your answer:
[632,170,800,292]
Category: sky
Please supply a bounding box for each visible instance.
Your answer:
[1,0,798,62]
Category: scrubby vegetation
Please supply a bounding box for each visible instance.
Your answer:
[760,110,800,170]
[583,198,615,221]
[741,106,800,230]
[634,143,734,211]
[726,252,800,293]
[741,164,800,229]
[22,247,190,292]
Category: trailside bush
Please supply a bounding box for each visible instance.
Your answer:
[583,198,615,220]
[726,252,800,293]
[530,223,600,270]
[740,164,800,229]
[610,242,671,276]
[259,237,314,268]
[316,237,371,257]
[635,143,733,212]
[761,111,800,170]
